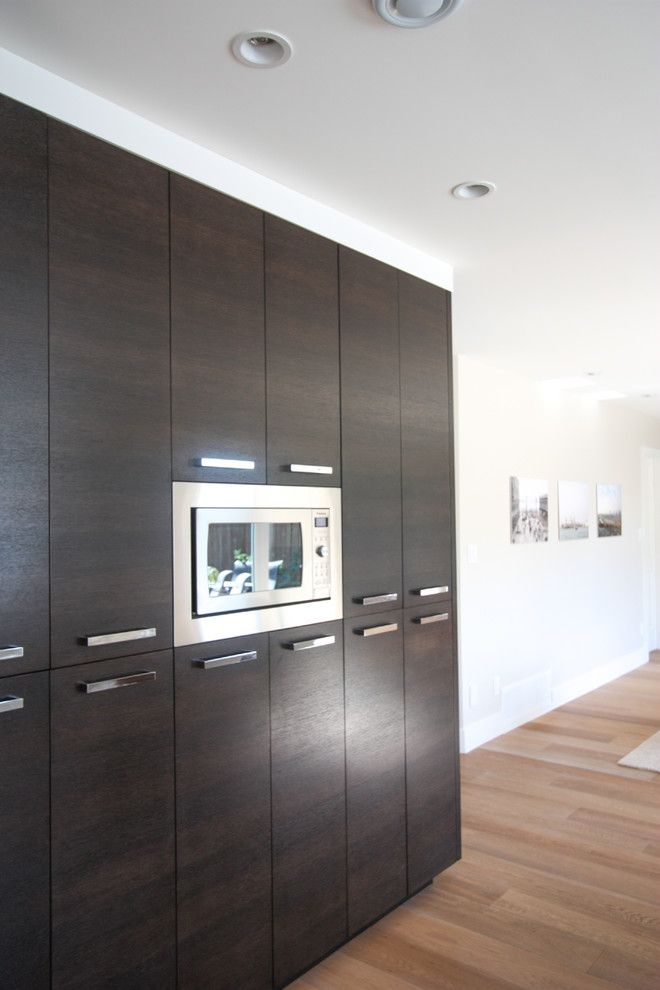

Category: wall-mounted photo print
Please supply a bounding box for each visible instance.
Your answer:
[510,477,549,544]
[558,481,590,541]
[597,483,622,537]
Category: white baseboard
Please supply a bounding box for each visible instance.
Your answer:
[459,647,648,753]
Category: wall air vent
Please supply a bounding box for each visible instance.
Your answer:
[372,0,462,28]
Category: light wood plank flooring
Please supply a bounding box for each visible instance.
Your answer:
[292,653,660,990]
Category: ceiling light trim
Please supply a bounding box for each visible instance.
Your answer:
[372,0,462,28]
[231,31,293,68]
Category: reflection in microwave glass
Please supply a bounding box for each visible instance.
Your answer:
[206,522,303,596]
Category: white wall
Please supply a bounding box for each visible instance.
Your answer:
[456,355,660,751]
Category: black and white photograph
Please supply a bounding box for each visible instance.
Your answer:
[558,480,590,540]
[510,476,549,544]
[597,483,622,537]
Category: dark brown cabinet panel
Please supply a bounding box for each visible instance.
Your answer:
[265,216,340,486]
[344,611,407,934]
[51,651,175,989]
[0,96,49,677]
[171,175,266,484]
[339,248,402,618]
[270,621,346,986]
[400,273,453,607]
[49,122,172,667]
[404,605,460,893]
[175,635,272,990]
[0,671,50,990]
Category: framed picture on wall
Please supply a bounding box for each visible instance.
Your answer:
[597,483,622,537]
[510,476,549,544]
[558,481,590,540]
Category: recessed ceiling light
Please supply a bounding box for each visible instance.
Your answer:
[373,0,462,28]
[231,31,293,68]
[451,181,496,200]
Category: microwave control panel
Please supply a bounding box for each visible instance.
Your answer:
[312,510,331,599]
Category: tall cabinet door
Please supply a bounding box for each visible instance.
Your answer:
[175,635,272,990]
[0,95,49,677]
[404,606,460,893]
[171,176,266,484]
[270,621,346,987]
[339,249,402,618]
[345,611,407,934]
[49,122,172,667]
[0,671,50,990]
[265,216,340,485]
[51,651,176,989]
[399,273,453,607]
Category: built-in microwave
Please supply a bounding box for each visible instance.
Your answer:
[173,482,342,645]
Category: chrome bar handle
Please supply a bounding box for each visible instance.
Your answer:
[0,695,24,714]
[0,645,24,661]
[196,457,255,470]
[356,593,398,606]
[413,613,450,625]
[288,464,333,475]
[413,586,449,597]
[82,627,156,647]
[79,670,157,694]
[194,650,258,670]
[283,635,336,652]
[356,623,399,637]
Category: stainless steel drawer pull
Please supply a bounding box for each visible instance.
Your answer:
[197,457,255,470]
[83,627,157,647]
[0,695,24,714]
[79,670,157,694]
[413,613,450,625]
[356,623,399,637]
[288,464,333,475]
[194,650,258,670]
[414,586,449,597]
[0,645,24,661]
[357,593,398,606]
[283,635,336,652]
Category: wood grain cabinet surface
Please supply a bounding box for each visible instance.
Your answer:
[404,604,460,892]
[0,671,50,990]
[175,634,272,990]
[171,176,266,484]
[339,248,402,618]
[344,610,407,935]
[48,121,172,667]
[0,95,49,677]
[50,651,176,989]
[265,216,341,486]
[270,620,347,987]
[399,272,453,607]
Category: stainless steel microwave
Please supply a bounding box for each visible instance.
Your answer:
[173,482,342,645]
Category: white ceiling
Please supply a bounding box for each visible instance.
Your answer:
[2,0,660,411]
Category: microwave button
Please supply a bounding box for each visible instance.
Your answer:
[315,545,329,558]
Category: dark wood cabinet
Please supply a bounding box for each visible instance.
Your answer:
[49,121,172,667]
[400,273,453,607]
[339,248,402,618]
[270,621,346,986]
[404,605,460,893]
[175,635,272,990]
[344,611,407,934]
[265,216,341,486]
[0,95,49,677]
[0,671,50,990]
[51,651,176,989]
[171,176,266,484]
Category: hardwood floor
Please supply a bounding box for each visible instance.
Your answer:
[291,653,660,990]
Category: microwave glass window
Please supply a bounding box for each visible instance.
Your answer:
[269,523,303,589]
[207,523,255,597]
[205,520,303,597]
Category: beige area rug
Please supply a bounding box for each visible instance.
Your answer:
[618,730,660,772]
